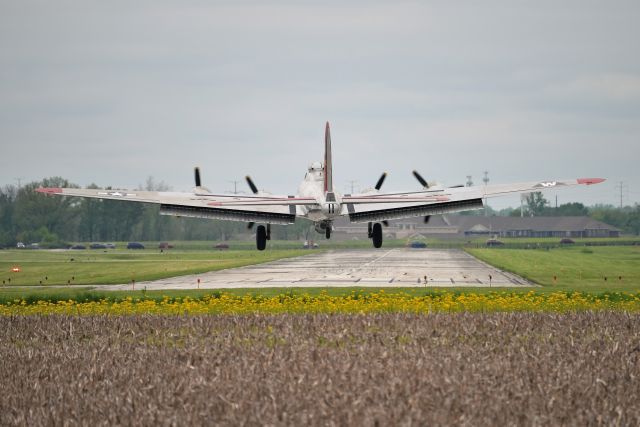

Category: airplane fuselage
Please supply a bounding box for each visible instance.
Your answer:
[296,161,343,228]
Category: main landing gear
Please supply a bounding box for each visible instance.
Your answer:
[314,220,332,239]
[368,222,383,248]
[256,224,271,251]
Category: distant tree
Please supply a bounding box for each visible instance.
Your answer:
[524,192,548,216]
[627,204,640,235]
[14,178,80,242]
[497,207,516,217]
[552,202,589,216]
[459,205,497,216]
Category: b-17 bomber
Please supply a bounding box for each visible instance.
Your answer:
[37,122,605,250]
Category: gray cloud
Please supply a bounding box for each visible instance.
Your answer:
[1,0,638,207]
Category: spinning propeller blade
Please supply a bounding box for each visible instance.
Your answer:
[245,176,258,194]
[375,173,387,191]
[194,167,202,187]
[412,170,429,189]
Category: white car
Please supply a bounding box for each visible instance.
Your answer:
[16,242,25,249]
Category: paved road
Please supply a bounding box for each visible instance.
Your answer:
[99,248,534,290]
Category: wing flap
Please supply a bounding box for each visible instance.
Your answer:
[36,187,298,224]
[348,198,483,223]
[159,204,295,224]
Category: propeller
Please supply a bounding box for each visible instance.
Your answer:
[412,170,429,189]
[382,220,389,227]
[194,167,202,187]
[375,173,387,191]
[247,222,255,230]
[245,175,258,194]
[412,170,432,223]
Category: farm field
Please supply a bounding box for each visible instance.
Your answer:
[2,313,639,425]
[467,246,640,292]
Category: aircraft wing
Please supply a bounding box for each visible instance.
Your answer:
[35,187,315,224]
[342,178,605,223]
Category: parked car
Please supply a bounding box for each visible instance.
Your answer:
[70,244,86,250]
[127,242,145,249]
[28,243,40,249]
[105,243,116,249]
[158,242,174,249]
[486,239,505,247]
[90,243,107,249]
[559,238,575,244]
[16,242,25,249]
[408,241,427,248]
[303,241,319,249]
[214,243,230,250]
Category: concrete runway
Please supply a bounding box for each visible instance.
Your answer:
[100,248,535,290]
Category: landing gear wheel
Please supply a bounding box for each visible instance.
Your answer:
[325,227,331,239]
[256,225,267,251]
[372,222,383,248]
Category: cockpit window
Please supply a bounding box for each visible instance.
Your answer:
[308,161,323,172]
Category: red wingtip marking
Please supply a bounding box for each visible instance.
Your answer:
[577,178,605,185]
[208,201,223,206]
[36,187,62,194]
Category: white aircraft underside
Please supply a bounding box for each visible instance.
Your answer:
[37,122,605,250]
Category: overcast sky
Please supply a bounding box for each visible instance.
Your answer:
[1,0,639,209]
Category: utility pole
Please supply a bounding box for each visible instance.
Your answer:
[520,194,525,217]
[483,171,489,216]
[15,177,24,189]
[227,180,241,194]
[466,175,473,187]
[346,180,358,194]
[616,181,627,208]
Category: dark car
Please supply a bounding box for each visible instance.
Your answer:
[486,239,505,247]
[71,244,86,250]
[409,241,427,248]
[90,243,107,249]
[127,242,145,250]
[214,243,229,250]
[559,238,575,244]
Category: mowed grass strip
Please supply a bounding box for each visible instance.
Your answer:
[2,313,639,425]
[0,249,309,286]
[467,246,640,292]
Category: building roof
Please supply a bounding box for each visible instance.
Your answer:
[334,214,620,233]
[444,216,620,232]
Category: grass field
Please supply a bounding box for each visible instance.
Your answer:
[2,242,640,305]
[0,248,308,286]
[2,313,639,425]
[467,246,640,292]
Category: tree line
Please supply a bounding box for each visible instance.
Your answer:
[0,177,313,248]
[0,180,638,248]
[462,192,640,235]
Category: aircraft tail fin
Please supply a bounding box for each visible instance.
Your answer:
[324,121,333,193]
